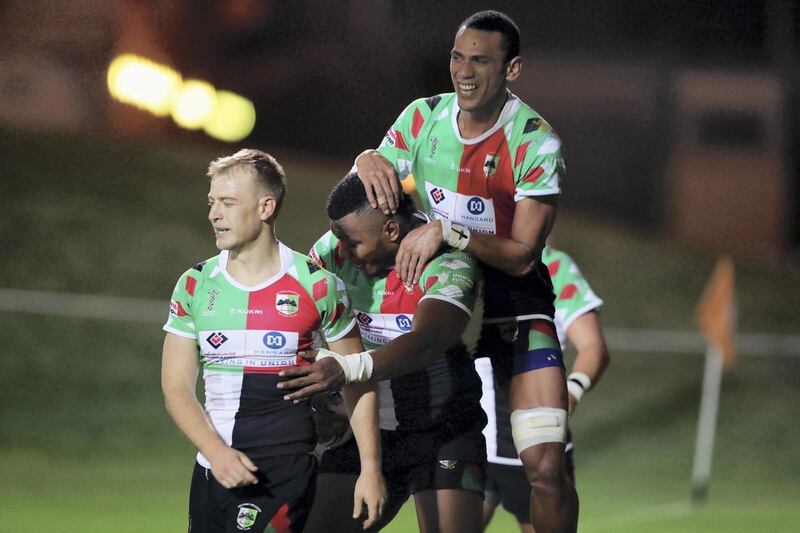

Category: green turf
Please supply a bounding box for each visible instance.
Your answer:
[1,127,798,531]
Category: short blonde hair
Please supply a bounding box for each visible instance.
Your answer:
[207,149,287,210]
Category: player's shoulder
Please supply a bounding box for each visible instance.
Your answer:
[286,246,339,285]
[405,92,455,117]
[177,254,220,282]
[509,96,560,144]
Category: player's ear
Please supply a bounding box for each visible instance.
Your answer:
[259,195,277,221]
[384,219,401,243]
[505,56,521,82]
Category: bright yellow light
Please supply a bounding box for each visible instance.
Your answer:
[401,174,416,194]
[171,80,217,130]
[107,54,182,116]
[203,91,256,142]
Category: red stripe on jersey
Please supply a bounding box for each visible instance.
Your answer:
[523,166,544,184]
[531,319,558,339]
[559,283,577,300]
[411,108,424,139]
[170,300,188,317]
[391,129,409,151]
[270,503,291,533]
[514,141,531,167]
[245,275,321,347]
[185,276,197,296]
[313,278,328,301]
[456,129,517,237]
[380,271,423,314]
[425,275,438,291]
[548,259,561,276]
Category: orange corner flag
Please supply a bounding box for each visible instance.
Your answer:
[696,256,736,368]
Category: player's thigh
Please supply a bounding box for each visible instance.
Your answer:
[304,473,359,533]
[414,488,483,533]
[509,365,568,411]
[223,454,316,533]
[189,462,226,533]
[486,463,530,526]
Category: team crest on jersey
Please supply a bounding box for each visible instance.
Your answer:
[275,291,299,316]
[483,153,498,177]
[236,503,261,530]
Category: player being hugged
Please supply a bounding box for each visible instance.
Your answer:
[161,150,385,533]
[281,172,487,533]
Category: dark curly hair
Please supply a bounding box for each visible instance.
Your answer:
[327,172,416,222]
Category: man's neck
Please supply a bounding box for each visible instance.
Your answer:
[226,230,282,286]
[457,90,509,139]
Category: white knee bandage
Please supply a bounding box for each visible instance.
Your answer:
[510,407,567,454]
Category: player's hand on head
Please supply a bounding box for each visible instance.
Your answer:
[353,468,387,529]
[278,358,346,402]
[396,221,444,286]
[207,445,259,489]
[355,150,400,214]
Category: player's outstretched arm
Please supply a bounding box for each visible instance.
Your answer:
[565,311,610,416]
[396,195,558,285]
[329,333,387,529]
[161,333,258,488]
[354,149,401,215]
[279,299,469,400]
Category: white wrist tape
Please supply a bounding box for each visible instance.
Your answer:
[567,372,592,402]
[440,219,471,250]
[316,349,374,384]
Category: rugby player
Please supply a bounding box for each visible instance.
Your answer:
[283,172,486,532]
[161,150,385,532]
[351,10,579,531]
[478,245,610,532]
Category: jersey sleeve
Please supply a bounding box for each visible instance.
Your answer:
[163,268,200,340]
[544,246,603,332]
[418,251,481,317]
[376,97,435,181]
[511,116,565,200]
[317,273,357,342]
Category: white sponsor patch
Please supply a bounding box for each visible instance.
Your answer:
[355,311,414,347]
[198,329,299,368]
[424,182,497,234]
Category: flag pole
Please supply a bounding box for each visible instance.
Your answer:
[691,341,724,504]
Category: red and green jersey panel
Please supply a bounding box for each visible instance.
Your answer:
[543,245,604,349]
[163,242,356,465]
[376,92,564,320]
[310,230,484,431]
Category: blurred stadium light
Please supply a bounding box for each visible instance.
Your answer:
[203,90,257,143]
[171,79,217,130]
[107,53,255,142]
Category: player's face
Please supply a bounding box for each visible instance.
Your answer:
[331,211,395,277]
[450,28,519,116]
[207,171,269,252]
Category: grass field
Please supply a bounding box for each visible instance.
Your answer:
[1,127,798,532]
